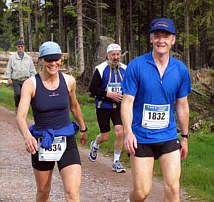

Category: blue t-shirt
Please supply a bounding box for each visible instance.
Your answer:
[122,51,192,143]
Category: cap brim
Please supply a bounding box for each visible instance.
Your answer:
[43,54,62,62]
[151,27,175,34]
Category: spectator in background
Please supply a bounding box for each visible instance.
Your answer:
[4,40,36,111]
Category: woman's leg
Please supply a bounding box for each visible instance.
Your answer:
[60,164,81,202]
[33,169,53,202]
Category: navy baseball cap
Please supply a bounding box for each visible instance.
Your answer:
[150,18,176,34]
[16,40,25,45]
[39,41,62,61]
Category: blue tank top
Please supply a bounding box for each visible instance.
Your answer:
[31,72,70,130]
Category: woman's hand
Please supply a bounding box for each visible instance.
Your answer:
[24,134,38,154]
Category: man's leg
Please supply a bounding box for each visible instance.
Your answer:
[33,169,53,202]
[159,150,181,202]
[112,124,126,172]
[89,108,111,161]
[96,131,111,144]
[89,131,110,161]
[12,80,22,109]
[114,124,123,151]
[129,155,154,202]
[60,164,81,202]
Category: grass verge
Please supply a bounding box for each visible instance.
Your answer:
[0,85,214,201]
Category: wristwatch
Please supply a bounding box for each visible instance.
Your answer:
[80,126,88,133]
[181,132,190,139]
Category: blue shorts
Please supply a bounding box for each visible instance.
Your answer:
[32,135,81,171]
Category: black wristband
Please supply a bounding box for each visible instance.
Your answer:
[80,126,87,133]
[181,132,190,139]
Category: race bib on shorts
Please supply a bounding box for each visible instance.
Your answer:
[107,83,122,94]
[38,136,67,161]
[142,104,170,129]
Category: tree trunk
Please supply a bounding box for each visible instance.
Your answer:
[129,0,133,61]
[34,0,39,51]
[58,0,63,48]
[77,0,85,75]
[115,0,121,44]
[95,0,101,46]
[161,0,164,17]
[66,36,70,68]
[44,0,48,41]
[27,0,32,51]
[137,0,142,56]
[194,27,201,70]
[184,1,190,71]
[19,0,24,40]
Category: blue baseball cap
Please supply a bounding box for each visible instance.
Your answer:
[16,40,25,45]
[150,18,176,34]
[39,41,62,61]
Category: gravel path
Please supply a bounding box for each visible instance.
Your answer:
[0,106,193,202]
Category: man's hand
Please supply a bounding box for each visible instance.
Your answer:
[7,79,12,86]
[80,132,87,145]
[106,92,123,102]
[124,132,137,155]
[180,138,188,160]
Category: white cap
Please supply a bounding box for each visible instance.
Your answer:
[106,43,121,53]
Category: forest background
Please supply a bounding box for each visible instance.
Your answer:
[0,0,214,80]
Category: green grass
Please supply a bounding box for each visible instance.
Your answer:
[0,85,16,110]
[1,85,214,201]
[180,133,214,201]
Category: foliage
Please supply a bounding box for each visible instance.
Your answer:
[0,0,213,70]
[64,5,77,17]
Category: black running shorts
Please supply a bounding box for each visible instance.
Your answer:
[96,108,122,133]
[32,135,81,171]
[134,139,181,159]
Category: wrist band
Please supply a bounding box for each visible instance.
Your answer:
[80,126,87,133]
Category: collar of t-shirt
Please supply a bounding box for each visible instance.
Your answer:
[18,53,24,60]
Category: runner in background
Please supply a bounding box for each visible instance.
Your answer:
[88,43,127,173]
[17,41,87,202]
[121,18,192,201]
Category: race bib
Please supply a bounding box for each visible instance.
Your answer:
[142,104,170,129]
[107,83,122,94]
[38,136,67,161]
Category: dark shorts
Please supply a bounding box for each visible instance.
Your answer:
[32,135,81,171]
[96,108,122,133]
[134,139,181,160]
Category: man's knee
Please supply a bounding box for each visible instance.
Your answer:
[100,132,110,142]
[114,126,124,138]
[164,182,180,197]
[65,189,79,201]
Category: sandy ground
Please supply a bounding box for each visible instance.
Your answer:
[0,105,194,202]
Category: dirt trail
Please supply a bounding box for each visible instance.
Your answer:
[0,106,193,202]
